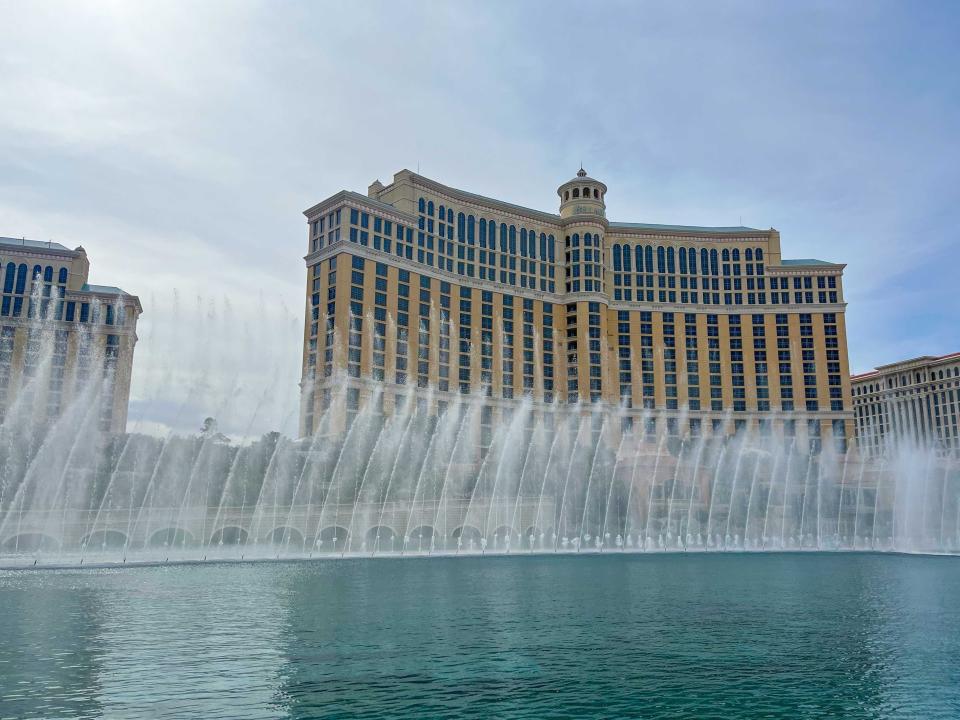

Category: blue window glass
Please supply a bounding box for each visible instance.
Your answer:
[689,248,697,274]
[548,235,555,263]
[539,233,546,260]
[58,267,68,284]
[418,198,425,213]
[3,263,14,293]
[645,246,653,272]
[613,244,622,271]
[43,266,53,282]
[657,246,666,273]
[509,226,516,254]
[15,264,27,294]
[458,213,465,242]
[623,245,631,272]
[467,216,475,245]
[427,200,434,216]
[667,247,675,273]
[479,219,486,248]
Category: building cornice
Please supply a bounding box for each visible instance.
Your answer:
[606,226,771,241]
[0,244,81,262]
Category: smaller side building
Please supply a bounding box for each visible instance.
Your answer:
[851,352,960,457]
[0,237,141,433]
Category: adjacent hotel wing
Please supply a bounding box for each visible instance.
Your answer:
[852,353,960,458]
[0,237,141,433]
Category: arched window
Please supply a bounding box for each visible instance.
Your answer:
[584,233,592,249]
[635,245,643,272]
[488,220,496,248]
[467,215,475,244]
[701,249,709,275]
[529,230,536,260]
[548,235,555,262]
[3,263,14,293]
[583,187,590,197]
[688,248,697,274]
[613,244,622,271]
[540,233,547,260]
[509,226,517,254]
[418,198,426,213]
[710,249,719,275]
[623,245,631,272]
[593,188,599,198]
[520,228,527,257]
[457,213,466,241]
[657,246,666,273]
[479,219,487,248]
[438,204,445,219]
[572,188,580,198]
[755,248,764,261]
[722,248,730,262]
[732,248,740,262]
[667,247,675,273]
[43,266,53,282]
[32,266,42,287]
[679,247,687,274]
[500,224,508,253]
[645,246,653,272]
[427,200,434,217]
[745,248,753,262]
[564,191,569,201]
[15,264,27,294]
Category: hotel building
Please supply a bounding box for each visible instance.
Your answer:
[300,169,852,450]
[0,237,141,433]
[852,353,960,458]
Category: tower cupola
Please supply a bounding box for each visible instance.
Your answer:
[557,167,607,220]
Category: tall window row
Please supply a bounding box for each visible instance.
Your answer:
[564,233,603,294]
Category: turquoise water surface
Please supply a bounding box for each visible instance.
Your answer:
[1,554,959,719]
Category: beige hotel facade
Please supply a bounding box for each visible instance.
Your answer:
[300,169,853,451]
[852,352,960,458]
[0,237,141,433]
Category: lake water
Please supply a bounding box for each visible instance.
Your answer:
[1,553,959,719]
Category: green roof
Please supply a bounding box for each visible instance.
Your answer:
[81,283,127,295]
[0,236,73,252]
[780,258,840,267]
[609,222,761,234]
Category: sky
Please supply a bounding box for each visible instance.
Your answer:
[1,0,958,438]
